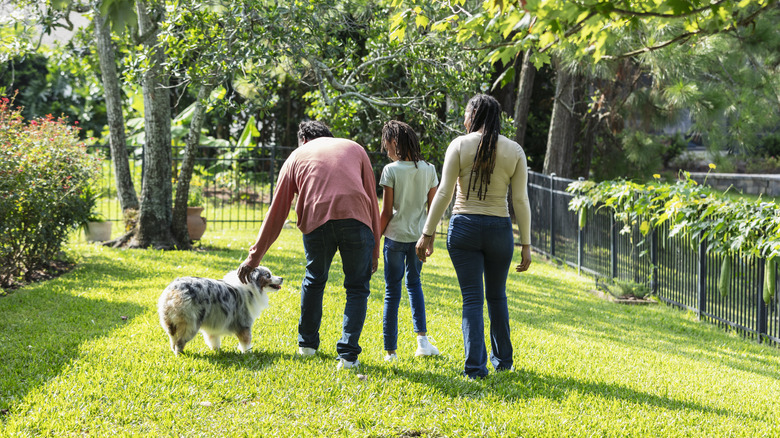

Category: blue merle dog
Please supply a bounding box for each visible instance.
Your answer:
[158,267,283,355]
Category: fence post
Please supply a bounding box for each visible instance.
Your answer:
[270,143,277,204]
[549,173,556,258]
[577,177,584,275]
[650,227,658,295]
[758,258,768,343]
[697,238,707,320]
[610,214,617,279]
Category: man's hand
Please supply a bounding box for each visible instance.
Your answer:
[237,261,257,284]
[372,258,378,274]
[516,244,532,272]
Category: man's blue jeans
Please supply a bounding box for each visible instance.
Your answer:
[447,214,514,378]
[299,219,374,362]
[382,237,427,352]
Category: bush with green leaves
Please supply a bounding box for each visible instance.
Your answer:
[567,169,780,303]
[0,98,100,288]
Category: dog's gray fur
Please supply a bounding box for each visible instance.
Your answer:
[158,267,283,355]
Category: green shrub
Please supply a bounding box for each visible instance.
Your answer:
[756,131,780,158]
[597,278,652,299]
[567,171,780,303]
[0,97,100,288]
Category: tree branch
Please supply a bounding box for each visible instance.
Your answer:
[606,0,731,19]
[602,2,776,60]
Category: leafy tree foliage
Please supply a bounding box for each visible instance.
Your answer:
[0,28,107,139]
[393,0,779,179]
[407,0,779,66]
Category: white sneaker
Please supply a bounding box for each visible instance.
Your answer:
[336,358,359,370]
[297,347,316,356]
[384,353,397,362]
[415,335,440,357]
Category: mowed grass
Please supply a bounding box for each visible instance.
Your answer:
[1,228,780,437]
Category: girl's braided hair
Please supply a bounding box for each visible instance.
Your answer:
[381,120,424,168]
[465,94,501,201]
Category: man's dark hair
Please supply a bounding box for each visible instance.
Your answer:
[297,121,334,145]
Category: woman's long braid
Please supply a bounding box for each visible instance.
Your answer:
[382,120,424,168]
[466,95,501,201]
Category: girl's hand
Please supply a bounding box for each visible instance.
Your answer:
[516,244,532,272]
[416,234,435,262]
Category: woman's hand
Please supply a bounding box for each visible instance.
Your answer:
[416,234,435,262]
[516,244,532,272]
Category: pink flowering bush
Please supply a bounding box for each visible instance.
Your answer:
[0,97,100,288]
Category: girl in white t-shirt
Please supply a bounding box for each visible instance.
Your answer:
[379,121,440,361]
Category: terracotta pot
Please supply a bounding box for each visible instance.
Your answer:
[187,206,207,240]
[85,221,112,242]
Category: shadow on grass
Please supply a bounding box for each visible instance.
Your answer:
[507,274,780,380]
[0,287,145,413]
[188,349,288,371]
[375,365,756,422]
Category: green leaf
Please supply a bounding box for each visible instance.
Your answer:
[236,116,259,148]
[415,14,430,28]
[765,258,776,305]
[432,20,451,32]
[99,0,138,34]
[639,220,650,236]
[390,23,406,42]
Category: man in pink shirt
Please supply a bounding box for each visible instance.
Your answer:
[238,121,381,370]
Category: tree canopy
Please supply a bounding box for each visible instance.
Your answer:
[394,0,778,67]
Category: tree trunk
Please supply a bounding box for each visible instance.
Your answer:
[513,48,536,147]
[490,60,516,117]
[172,83,213,247]
[572,77,598,179]
[92,3,139,219]
[543,57,577,178]
[130,0,176,249]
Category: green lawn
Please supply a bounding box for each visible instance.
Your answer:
[1,228,779,437]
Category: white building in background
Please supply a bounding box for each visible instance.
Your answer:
[0,1,89,48]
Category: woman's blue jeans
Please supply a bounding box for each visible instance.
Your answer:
[299,219,374,363]
[383,237,427,352]
[447,214,514,378]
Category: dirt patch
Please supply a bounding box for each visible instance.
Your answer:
[1,259,76,296]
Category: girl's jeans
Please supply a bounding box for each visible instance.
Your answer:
[447,214,514,378]
[383,237,427,352]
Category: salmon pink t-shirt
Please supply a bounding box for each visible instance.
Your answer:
[246,137,381,264]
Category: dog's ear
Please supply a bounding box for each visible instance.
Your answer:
[249,268,261,285]
[249,267,269,287]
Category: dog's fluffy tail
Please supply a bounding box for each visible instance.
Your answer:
[158,289,199,355]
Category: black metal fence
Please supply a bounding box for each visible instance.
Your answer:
[90,144,392,230]
[528,171,780,345]
[91,144,288,229]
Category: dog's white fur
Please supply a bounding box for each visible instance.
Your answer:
[158,267,283,355]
